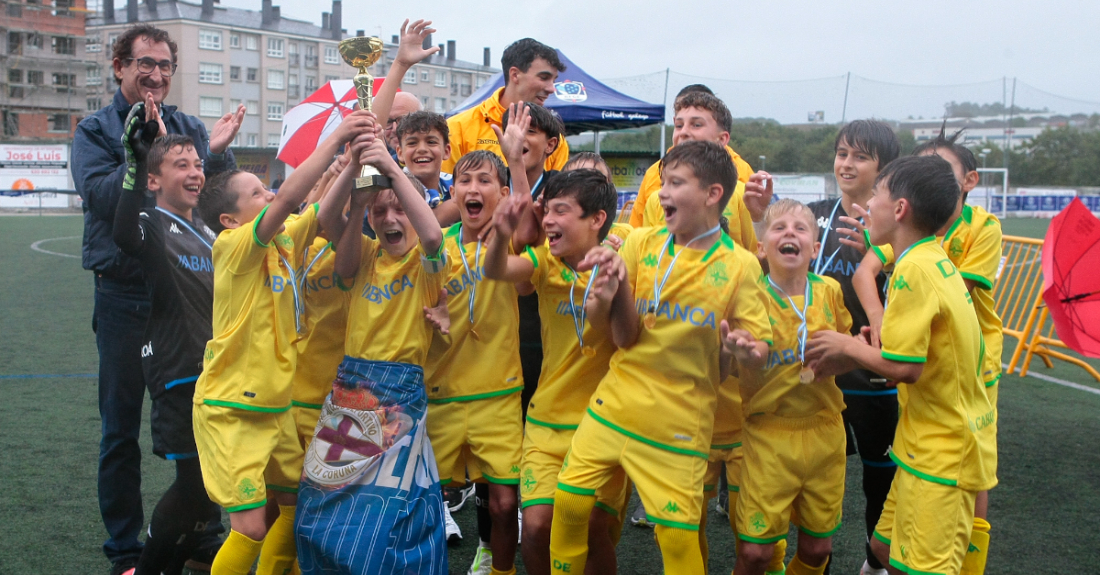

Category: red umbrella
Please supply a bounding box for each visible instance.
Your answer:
[1042,197,1100,357]
[277,79,390,168]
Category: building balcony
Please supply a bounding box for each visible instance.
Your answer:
[305,55,318,68]
[288,53,299,66]
[287,85,299,98]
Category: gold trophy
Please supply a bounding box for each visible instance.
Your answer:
[339,36,392,191]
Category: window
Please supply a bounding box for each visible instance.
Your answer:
[247,133,257,147]
[288,42,299,55]
[245,35,258,50]
[8,69,23,84]
[199,29,222,50]
[8,32,22,56]
[107,33,119,52]
[53,0,72,16]
[267,134,280,148]
[230,33,240,49]
[303,44,317,67]
[2,111,18,137]
[7,3,21,17]
[85,36,102,53]
[476,76,486,89]
[246,100,259,115]
[52,73,76,86]
[403,68,417,84]
[421,70,429,82]
[230,98,242,111]
[324,46,339,65]
[86,66,101,86]
[232,133,241,147]
[52,36,76,55]
[435,71,447,87]
[199,63,223,84]
[267,102,284,121]
[434,98,447,113]
[199,97,223,117]
[49,113,70,132]
[267,70,285,90]
[288,73,298,86]
[420,96,429,107]
[247,68,258,82]
[27,33,43,50]
[305,75,316,91]
[87,97,102,111]
[9,86,24,98]
[324,75,339,83]
[27,70,43,85]
[230,66,240,81]
[267,38,284,57]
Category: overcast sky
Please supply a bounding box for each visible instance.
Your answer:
[215,0,1100,123]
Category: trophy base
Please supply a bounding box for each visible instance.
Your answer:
[355,173,392,192]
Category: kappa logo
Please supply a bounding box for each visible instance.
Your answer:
[968,542,980,553]
[561,268,575,283]
[276,235,293,248]
[521,468,537,494]
[661,500,681,514]
[891,274,912,291]
[169,222,183,234]
[238,478,258,499]
[749,511,767,533]
[510,464,521,474]
[705,261,730,287]
[642,253,659,267]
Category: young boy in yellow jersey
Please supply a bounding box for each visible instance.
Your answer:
[549,140,772,575]
[733,199,853,575]
[806,155,998,575]
[193,110,374,575]
[295,121,449,574]
[629,88,771,235]
[422,148,524,575]
[482,167,626,575]
[851,129,1002,575]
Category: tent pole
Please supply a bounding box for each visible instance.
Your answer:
[660,67,670,158]
[594,130,600,154]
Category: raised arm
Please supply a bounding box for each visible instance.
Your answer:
[359,138,443,255]
[334,189,367,283]
[373,19,439,126]
[112,103,158,255]
[255,110,373,245]
[483,194,535,282]
[317,145,365,243]
[853,250,886,347]
[579,246,637,349]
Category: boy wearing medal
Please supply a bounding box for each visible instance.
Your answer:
[483,161,626,574]
[423,148,524,575]
[548,140,772,575]
[805,155,997,575]
[733,199,852,575]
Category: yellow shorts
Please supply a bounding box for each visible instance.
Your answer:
[736,413,846,544]
[520,422,629,517]
[873,469,976,575]
[292,402,324,451]
[427,391,523,485]
[985,379,999,410]
[193,403,304,512]
[557,413,707,531]
[703,440,742,501]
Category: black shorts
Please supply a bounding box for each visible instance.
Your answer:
[840,390,898,465]
[150,382,199,460]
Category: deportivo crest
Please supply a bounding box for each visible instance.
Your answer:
[238,478,258,499]
[554,80,587,102]
[304,406,388,488]
[749,511,767,533]
[949,236,964,258]
[705,261,730,287]
[521,468,537,494]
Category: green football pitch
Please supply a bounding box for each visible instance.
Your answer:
[1,214,1097,573]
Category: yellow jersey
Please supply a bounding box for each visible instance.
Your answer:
[196,204,319,411]
[342,236,446,367]
[740,273,853,419]
[880,237,997,491]
[442,87,569,174]
[872,205,1003,387]
[627,145,753,228]
[641,180,756,251]
[291,238,348,409]
[519,243,615,429]
[608,222,633,242]
[587,226,773,458]
[424,223,524,402]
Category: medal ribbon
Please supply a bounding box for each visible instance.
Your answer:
[652,225,722,317]
[565,262,599,349]
[768,276,810,364]
[458,226,481,326]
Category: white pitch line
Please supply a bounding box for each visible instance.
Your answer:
[1005,363,1100,396]
[30,236,80,259]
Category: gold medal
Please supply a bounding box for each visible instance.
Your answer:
[799,366,815,384]
[644,312,657,329]
[470,329,481,341]
[582,345,596,358]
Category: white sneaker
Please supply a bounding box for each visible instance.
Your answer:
[444,505,462,545]
[517,507,523,544]
[860,560,888,575]
[467,542,493,575]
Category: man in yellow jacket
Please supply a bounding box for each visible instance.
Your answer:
[443,38,570,173]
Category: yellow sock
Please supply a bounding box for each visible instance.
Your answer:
[550,489,597,575]
[765,537,788,575]
[212,530,264,575]
[256,504,298,575]
[655,525,704,575]
[489,568,517,575]
[959,517,991,575]
[785,553,827,575]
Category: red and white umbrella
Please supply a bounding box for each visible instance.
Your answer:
[277,79,390,168]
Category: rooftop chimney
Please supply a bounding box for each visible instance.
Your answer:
[201,0,214,19]
[437,43,444,58]
[321,12,329,30]
[447,40,455,61]
[147,0,158,14]
[422,33,432,51]
[272,6,280,20]
[127,0,138,22]
[483,47,490,67]
[104,0,115,22]
[330,0,342,40]
[261,0,272,26]
[356,30,364,37]
[391,35,398,44]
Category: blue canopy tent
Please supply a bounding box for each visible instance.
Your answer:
[447,49,664,137]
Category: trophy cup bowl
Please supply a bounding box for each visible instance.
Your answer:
[339,36,392,192]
